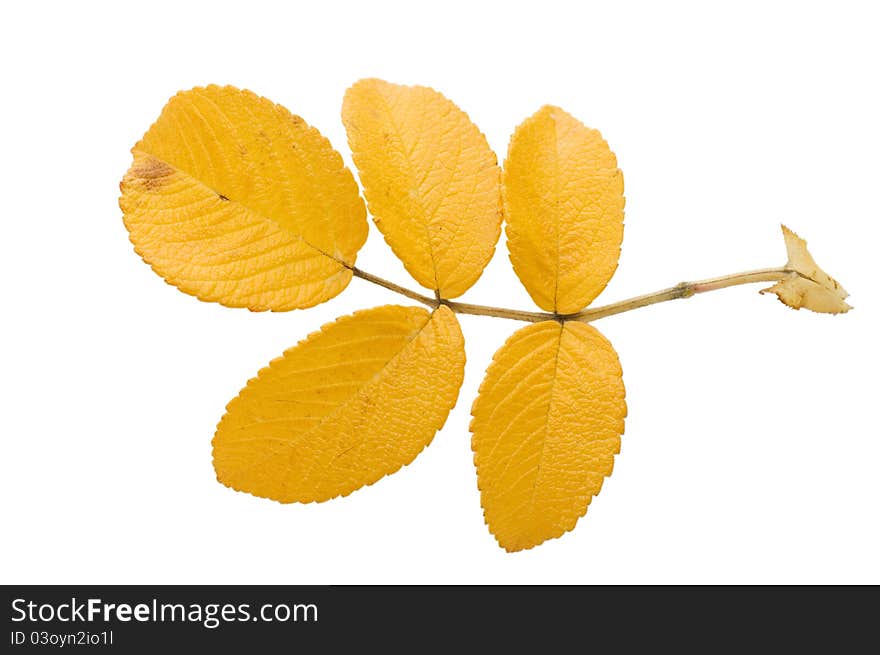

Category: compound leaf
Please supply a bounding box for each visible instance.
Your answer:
[342,78,502,298]
[120,85,367,311]
[213,305,465,503]
[504,106,625,314]
[471,320,626,551]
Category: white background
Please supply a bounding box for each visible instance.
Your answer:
[2,1,877,584]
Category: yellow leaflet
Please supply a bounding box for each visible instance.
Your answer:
[504,106,625,314]
[120,85,367,311]
[342,79,502,298]
[471,321,626,552]
[213,305,465,503]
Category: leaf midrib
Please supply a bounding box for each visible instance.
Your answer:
[275,312,437,479]
[524,322,563,521]
[132,148,350,270]
[373,89,442,294]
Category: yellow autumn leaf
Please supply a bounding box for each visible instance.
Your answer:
[471,320,626,552]
[120,85,367,311]
[503,106,625,314]
[213,305,465,503]
[760,225,851,314]
[342,78,502,298]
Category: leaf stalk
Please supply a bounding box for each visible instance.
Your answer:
[351,265,794,323]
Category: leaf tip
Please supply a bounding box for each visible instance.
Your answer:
[761,224,851,314]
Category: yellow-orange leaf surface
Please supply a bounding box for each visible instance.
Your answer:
[503,106,625,314]
[213,305,465,503]
[342,78,502,298]
[120,85,367,311]
[471,321,626,551]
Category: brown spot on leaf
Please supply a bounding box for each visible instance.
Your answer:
[131,157,174,190]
